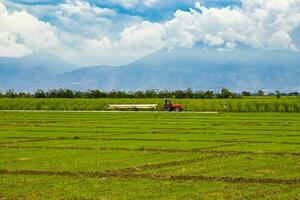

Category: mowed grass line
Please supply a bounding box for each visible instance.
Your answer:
[4,135,300,145]
[2,169,300,185]
[1,112,300,199]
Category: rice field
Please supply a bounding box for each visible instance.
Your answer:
[1,111,300,199]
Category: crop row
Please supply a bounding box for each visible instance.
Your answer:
[0,98,300,112]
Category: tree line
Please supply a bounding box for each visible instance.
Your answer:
[0,88,299,99]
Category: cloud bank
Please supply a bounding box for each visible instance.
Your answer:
[0,0,300,65]
[0,2,59,57]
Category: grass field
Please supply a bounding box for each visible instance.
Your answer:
[0,97,300,112]
[1,111,300,199]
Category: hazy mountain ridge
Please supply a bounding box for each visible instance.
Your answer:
[0,47,300,92]
[0,52,77,91]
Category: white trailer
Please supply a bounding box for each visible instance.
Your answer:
[108,104,158,111]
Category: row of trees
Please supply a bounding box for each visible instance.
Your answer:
[0,89,299,99]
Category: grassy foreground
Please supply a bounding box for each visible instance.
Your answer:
[0,111,300,199]
[0,97,300,112]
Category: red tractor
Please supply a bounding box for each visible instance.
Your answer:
[164,98,183,112]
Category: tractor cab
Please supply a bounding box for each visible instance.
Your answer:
[164,98,183,112]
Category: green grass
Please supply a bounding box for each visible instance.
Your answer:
[0,97,300,112]
[1,112,300,199]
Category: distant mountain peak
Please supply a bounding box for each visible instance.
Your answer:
[0,52,77,77]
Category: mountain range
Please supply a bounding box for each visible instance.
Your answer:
[0,47,300,92]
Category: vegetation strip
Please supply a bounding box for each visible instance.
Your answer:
[0,144,233,152]
[2,129,299,137]
[1,170,300,185]
[1,145,300,156]
[5,136,300,145]
[0,139,53,145]
[84,138,300,145]
[1,97,300,112]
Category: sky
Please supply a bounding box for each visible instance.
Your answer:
[0,0,300,66]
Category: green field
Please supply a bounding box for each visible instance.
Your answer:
[0,97,300,112]
[1,111,300,199]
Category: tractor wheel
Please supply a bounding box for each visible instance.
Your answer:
[175,108,181,112]
[164,107,170,112]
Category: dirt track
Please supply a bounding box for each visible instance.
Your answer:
[0,110,219,114]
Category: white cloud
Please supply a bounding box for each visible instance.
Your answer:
[61,22,165,66]
[110,0,137,9]
[241,0,300,49]
[122,0,300,52]
[204,34,224,46]
[267,30,295,50]
[105,0,159,9]
[144,0,159,7]
[0,32,32,57]
[83,37,112,50]
[225,42,236,49]
[120,21,164,50]
[1,0,300,65]
[60,0,116,18]
[0,2,59,57]
[195,2,202,10]
[0,2,7,13]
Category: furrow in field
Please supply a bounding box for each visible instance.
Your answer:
[0,144,234,152]
[108,131,300,137]
[2,145,300,156]
[3,136,300,145]
[2,129,300,139]
[1,169,300,185]
[99,138,300,145]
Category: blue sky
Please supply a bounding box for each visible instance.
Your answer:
[7,0,242,21]
[1,0,299,66]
